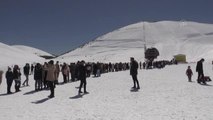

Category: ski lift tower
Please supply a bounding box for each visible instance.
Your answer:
[143,22,147,61]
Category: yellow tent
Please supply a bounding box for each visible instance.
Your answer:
[174,54,186,63]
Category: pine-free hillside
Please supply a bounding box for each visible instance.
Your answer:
[57,21,213,63]
[13,45,55,59]
[0,43,46,69]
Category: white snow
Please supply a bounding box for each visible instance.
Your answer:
[0,63,213,120]
[0,21,213,120]
[57,21,213,63]
[13,45,54,57]
[0,42,45,69]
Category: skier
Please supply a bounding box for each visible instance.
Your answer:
[186,66,193,82]
[130,57,140,89]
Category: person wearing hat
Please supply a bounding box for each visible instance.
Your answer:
[196,58,205,84]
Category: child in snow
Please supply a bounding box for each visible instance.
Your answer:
[186,66,193,82]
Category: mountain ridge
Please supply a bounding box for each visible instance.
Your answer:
[57,20,213,63]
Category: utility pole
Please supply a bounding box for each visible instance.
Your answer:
[143,22,147,61]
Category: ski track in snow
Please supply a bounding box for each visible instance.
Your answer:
[0,63,213,120]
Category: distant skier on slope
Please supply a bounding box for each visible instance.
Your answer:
[130,57,140,89]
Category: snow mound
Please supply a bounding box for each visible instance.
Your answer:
[0,42,45,69]
[13,45,54,57]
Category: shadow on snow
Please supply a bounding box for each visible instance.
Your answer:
[31,98,50,104]
[130,88,139,92]
[69,92,89,99]
[69,94,83,99]
[0,92,14,96]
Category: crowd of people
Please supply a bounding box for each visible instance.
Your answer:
[0,57,211,98]
[0,58,138,98]
[139,59,177,70]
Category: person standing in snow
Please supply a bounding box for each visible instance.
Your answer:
[13,65,22,92]
[5,67,13,94]
[130,57,140,89]
[22,63,30,86]
[30,64,34,75]
[34,63,43,91]
[186,66,193,82]
[0,70,3,85]
[70,63,76,81]
[139,62,142,69]
[62,63,70,83]
[46,60,57,98]
[42,62,48,89]
[78,60,88,94]
[196,58,205,84]
[55,61,60,84]
[93,63,98,77]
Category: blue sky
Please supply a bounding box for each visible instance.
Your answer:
[0,0,213,55]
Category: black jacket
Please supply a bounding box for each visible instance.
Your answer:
[196,60,203,73]
[6,71,13,82]
[78,64,86,80]
[24,66,30,75]
[130,60,138,75]
[34,65,43,80]
[13,69,21,79]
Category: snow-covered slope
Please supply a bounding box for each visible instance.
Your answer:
[0,63,213,120]
[1,21,213,120]
[13,45,54,57]
[0,42,45,69]
[57,21,213,63]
